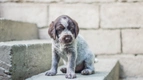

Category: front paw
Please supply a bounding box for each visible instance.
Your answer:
[81,69,94,75]
[45,70,57,76]
[65,72,76,79]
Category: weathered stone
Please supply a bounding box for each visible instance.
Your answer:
[39,28,51,40]
[121,77,143,80]
[0,3,48,27]
[0,19,38,42]
[49,4,99,29]
[80,30,121,54]
[122,29,143,54]
[0,69,4,76]
[0,40,52,80]
[0,60,11,71]
[64,0,116,3]
[26,59,119,80]
[0,67,10,80]
[101,3,143,28]
[0,45,11,65]
[97,55,143,78]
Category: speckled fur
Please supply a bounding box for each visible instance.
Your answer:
[45,15,95,79]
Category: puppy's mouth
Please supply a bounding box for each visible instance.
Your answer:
[61,42,73,46]
[63,44,73,49]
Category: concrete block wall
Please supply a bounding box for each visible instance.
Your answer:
[1,0,143,80]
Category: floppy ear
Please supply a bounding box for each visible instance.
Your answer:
[48,21,56,40]
[73,20,79,38]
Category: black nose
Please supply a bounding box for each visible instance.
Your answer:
[63,35,72,43]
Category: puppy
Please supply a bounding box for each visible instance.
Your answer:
[45,15,95,79]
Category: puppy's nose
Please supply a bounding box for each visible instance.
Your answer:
[64,35,72,43]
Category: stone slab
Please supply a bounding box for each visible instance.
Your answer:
[120,77,143,80]
[0,40,52,80]
[26,59,119,80]
[0,44,11,65]
[97,55,143,78]
[0,67,10,80]
[0,60,11,72]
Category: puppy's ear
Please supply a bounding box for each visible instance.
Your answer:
[48,21,56,40]
[73,20,79,38]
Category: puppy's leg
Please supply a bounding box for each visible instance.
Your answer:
[65,51,77,79]
[45,49,60,76]
[81,54,95,75]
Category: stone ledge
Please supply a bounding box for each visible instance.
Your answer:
[26,59,119,80]
[0,40,52,80]
[97,55,143,78]
[0,67,11,80]
[120,77,143,80]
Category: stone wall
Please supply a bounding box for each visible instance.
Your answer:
[1,0,143,80]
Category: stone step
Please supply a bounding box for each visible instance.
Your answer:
[0,19,38,42]
[26,59,119,80]
[120,77,143,80]
[0,66,11,80]
[0,40,52,80]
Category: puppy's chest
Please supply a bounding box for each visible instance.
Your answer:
[58,50,69,61]
[55,44,68,60]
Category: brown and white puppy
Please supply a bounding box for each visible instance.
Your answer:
[45,15,95,79]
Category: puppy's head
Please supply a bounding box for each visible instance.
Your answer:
[48,15,79,44]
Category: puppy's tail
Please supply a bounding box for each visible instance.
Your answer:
[94,55,98,63]
[94,58,98,63]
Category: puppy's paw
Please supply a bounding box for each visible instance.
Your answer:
[65,72,76,79]
[81,69,94,75]
[45,70,56,76]
[60,67,67,73]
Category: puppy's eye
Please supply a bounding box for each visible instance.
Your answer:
[69,28,74,33]
[57,28,63,34]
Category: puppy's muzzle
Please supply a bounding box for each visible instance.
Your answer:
[63,35,72,44]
